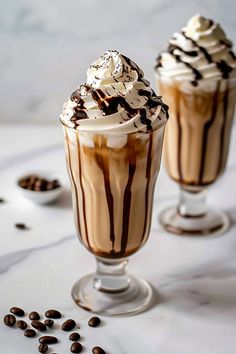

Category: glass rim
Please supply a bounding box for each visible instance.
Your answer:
[60,117,167,136]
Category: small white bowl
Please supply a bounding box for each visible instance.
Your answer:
[17,171,64,205]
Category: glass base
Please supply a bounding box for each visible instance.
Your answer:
[71,273,153,316]
[159,206,230,236]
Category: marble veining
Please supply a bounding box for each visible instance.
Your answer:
[0,124,236,353]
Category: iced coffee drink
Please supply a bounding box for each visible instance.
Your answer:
[60,50,168,315]
[155,15,236,235]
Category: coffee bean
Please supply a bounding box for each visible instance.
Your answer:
[45,310,61,319]
[62,319,76,331]
[92,347,106,354]
[0,198,5,203]
[39,336,58,344]
[70,342,83,353]
[31,320,47,331]
[16,320,27,330]
[88,317,101,327]
[4,314,16,327]
[10,307,25,316]
[24,329,36,338]
[44,319,54,328]
[69,332,80,341]
[29,311,40,320]
[15,223,28,230]
[38,343,48,353]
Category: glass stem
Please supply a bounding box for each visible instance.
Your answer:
[178,188,207,217]
[94,258,130,294]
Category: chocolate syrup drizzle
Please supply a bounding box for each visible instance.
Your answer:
[120,136,137,256]
[198,82,220,184]
[68,53,168,130]
[70,90,88,126]
[217,83,229,175]
[69,86,168,131]
[141,135,153,242]
[94,137,115,252]
[156,20,235,85]
[65,130,91,250]
[173,81,231,187]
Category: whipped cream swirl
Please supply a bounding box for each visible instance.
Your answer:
[155,15,236,85]
[60,50,168,133]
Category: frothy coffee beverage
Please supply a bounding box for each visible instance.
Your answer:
[61,50,168,258]
[155,15,236,189]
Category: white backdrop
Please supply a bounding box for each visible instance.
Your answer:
[0,0,235,123]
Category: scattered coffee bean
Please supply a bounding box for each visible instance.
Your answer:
[4,314,16,327]
[38,343,48,353]
[29,311,40,320]
[44,319,54,328]
[69,332,80,341]
[45,310,61,319]
[62,319,76,331]
[88,317,101,327]
[92,347,106,354]
[24,329,36,338]
[39,336,58,344]
[10,307,25,316]
[70,342,83,353]
[31,320,47,331]
[15,223,29,230]
[16,320,27,330]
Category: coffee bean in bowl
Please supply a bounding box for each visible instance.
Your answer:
[17,173,63,205]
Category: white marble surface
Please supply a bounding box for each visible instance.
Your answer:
[0,124,236,353]
[1,0,236,123]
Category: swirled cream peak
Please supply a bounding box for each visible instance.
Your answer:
[155,15,236,84]
[60,50,168,133]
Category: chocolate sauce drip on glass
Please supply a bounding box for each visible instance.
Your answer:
[94,137,115,251]
[217,84,229,175]
[141,135,153,242]
[120,136,136,256]
[65,131,82,240]
[175,92,183,183]
[76,135,90,249]
[198,82,220,184]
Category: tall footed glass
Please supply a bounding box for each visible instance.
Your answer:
[157,74,236,236]
[62,122,166,315]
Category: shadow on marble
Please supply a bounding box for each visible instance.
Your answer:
[227,206,236,225]
[48,188,72,209]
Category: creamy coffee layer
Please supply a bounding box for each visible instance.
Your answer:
[158,78,236,187]
[64,127,164,258]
